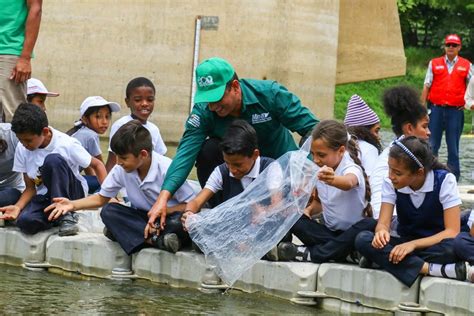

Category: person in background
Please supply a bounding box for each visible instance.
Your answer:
[344,94,382,176]
[67,96,120,193]
[26,78,59,111]
[0,0,42,122]
[421,34,473,181]
[105,77,166,172]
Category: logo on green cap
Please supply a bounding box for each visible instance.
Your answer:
[197,76,214,88]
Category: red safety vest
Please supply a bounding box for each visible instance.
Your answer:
[428,56,470,106]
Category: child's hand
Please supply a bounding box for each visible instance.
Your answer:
[44,197,74,221]
[0,205,21,221]
[181,211,194,231]
[317,165,335,185]
[372,229,390,249]
[389,241,416,264]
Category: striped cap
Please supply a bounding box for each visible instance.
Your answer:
[344,94,380,127]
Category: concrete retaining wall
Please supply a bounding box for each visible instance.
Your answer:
[31,0,405,141]
[1,217,473,314]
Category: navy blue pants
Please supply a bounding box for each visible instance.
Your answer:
[0,187,21,206]
[83,175,100,194]
[291,215,376,263]
[428,104,464,180]
[100,203,190,255]
[195,137,224,207]
[355,231,458,287]
[16,154,85,234]
[454,232,474,265]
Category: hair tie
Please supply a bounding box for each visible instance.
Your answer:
[393,139,424,169]
[73,120,83,127]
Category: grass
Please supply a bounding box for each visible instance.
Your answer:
[334,47,474,133]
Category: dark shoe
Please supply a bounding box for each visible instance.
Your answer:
[454,262,467,281]
[103,227,116,241]
[265,242,298,261]
[295,246,311,262]
[345,251,361,264]
[358,256,380,269]
[151,233,181,253]
[58,212,79,236]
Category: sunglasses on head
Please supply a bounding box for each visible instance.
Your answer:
[445,43,459,48]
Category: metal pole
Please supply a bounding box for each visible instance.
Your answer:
[190,16,202,113]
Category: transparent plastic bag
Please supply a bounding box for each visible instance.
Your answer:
[186,139,318,286]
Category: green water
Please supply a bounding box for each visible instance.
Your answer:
[0,264,322,315]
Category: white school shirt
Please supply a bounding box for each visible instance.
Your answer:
[71,125,101,157]
[205,157,283,193]
[370,146,390,219]
[317,152,366,231]
[13,128,91,195]
[108,115,167,155]
[99,151,195,210]
[381,170,461,210]
[0,123,24,191]
[358,140,379,177]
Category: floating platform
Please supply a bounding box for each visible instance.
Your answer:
[1,210,473,315]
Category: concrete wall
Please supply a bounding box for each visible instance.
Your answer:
[32,0,404,143]
[336,0,406,84]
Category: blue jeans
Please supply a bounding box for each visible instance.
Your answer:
[428,104,464,180]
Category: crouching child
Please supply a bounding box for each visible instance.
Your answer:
[45,120,195,254]
[0,103,106,236]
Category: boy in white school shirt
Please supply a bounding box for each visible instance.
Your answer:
[0,103,106,236]
[45,120,195,255]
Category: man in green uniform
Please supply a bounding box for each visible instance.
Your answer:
[145,57,319,237]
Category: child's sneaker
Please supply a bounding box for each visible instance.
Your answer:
[151,233,181,253]
[103,227,116,241]
[265,242,297,261]
[455,261,468,281]
[58,213,79,236]
[295,246,311,262]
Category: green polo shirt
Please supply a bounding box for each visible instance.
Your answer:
[162,78,319,194]
[0,0,28,55]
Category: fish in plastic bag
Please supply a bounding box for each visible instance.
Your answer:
[186,139,318,286]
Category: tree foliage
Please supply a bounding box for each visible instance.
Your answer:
[398,0,474,56]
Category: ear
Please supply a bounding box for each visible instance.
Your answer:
[41,127,50,137]
[231,79,240,93]
[337,145,345,156]
[402,123,414,136]
[252,149,260,160]
[139,149,150,159]
[415,167,425,177]
[124,98,131,108]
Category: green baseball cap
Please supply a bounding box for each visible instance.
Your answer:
[194,57,235,104]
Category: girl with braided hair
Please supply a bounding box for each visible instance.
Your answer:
[289,120,376,263]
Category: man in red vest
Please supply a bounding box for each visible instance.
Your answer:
[421,34,473,181]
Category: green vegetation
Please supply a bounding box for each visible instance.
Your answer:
[334,47,473,133]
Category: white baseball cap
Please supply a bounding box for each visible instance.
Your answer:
[27,78,60,97]
[80,96,121,116]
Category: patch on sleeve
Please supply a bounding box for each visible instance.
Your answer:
[187,114,201,128]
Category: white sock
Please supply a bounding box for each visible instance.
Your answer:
[428,263,456,278]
